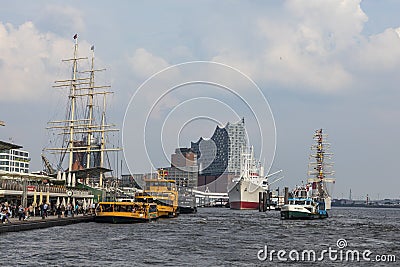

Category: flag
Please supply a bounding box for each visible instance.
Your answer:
[73,34,78,39]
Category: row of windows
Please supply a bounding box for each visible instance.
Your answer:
[12,150,29,157]
[0,161,29,168]
[0,155,30,161]
[0,150,29,157]
[0,166,28,173]
[14,156,30,162]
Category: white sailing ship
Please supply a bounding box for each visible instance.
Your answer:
[281,128,335,219]
[43,34,121,190]
[306,128,335,209]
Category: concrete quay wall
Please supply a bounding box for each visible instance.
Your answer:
[0,215,94,234]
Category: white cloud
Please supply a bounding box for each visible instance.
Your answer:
[126,48,184,123]
[0,21,94,103]
[39,5,86,34]
[252,0,368,92]
[354,27,400,71]
[129,48,170,79]
[209,0,400,94]
[0,21,58,102]
[285,0,367,51]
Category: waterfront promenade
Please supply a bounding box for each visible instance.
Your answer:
[0,213,94,233]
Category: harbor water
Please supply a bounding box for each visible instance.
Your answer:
[2,207,399,266]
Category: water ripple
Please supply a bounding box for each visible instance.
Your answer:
[2,207,400,266]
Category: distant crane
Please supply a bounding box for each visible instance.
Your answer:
[41,154,56,175]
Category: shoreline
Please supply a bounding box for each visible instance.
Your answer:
[0,214,94,234]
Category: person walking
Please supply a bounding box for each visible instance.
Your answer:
[0,209,6,223]
[28,205,34,217]
[57,205,62,218]
[61,204,67,217]
[18,205,25,221]
[43,202,48,217]
[41,203,46,219]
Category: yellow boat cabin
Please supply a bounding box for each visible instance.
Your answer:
[95,201,158,223]
[135,178,179,218]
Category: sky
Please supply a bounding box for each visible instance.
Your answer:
[0,0,399,199]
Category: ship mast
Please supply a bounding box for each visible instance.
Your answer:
[86,45,95,170]
[47,34,89,173]
[45,34,121,188]
[68,35,79,173]
[100,91,106,187]
[307,129,335,199]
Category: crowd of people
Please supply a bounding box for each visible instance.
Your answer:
[1,202,29,223]
[0,201,95,223]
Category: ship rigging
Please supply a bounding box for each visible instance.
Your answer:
[43,34,121,188]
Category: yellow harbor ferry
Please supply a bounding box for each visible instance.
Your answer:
[95,201,158,223]
[95,170,179,223]
[135,170,179,218]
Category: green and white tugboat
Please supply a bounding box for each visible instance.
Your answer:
[281,129,335,220]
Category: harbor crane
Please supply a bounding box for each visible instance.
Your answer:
[41,154,56,175]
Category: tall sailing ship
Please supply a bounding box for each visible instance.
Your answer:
[307,128,335,209]
[43,34,120,193]
[281,128,335,219]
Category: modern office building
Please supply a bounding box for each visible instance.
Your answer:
[125,148,198,191]
[164,148,198,189]
[191,118,246,177]
[190,118,247,193]
[226,118,247,174]
[0,147,30,173]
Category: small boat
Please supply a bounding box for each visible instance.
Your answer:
[280,187,328,219]
[281,129,335,220]
[178,187,197,214]
[94,201,158,223]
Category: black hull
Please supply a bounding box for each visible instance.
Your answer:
[178,206,197,214]
[280,210,329,220]
[94,216,156,224]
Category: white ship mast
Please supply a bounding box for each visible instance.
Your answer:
[239,146,264,181]
[307,129,335,204]
[44,34,120,188]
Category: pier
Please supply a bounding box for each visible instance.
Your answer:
[0,214,94,234]
[192,189,228,207]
